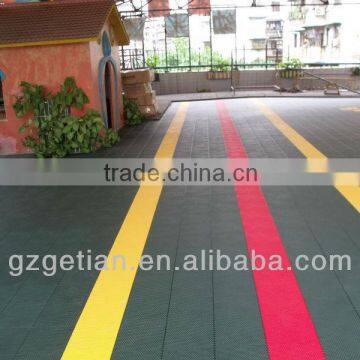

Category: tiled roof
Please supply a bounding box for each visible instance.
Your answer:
[0,0,129,47]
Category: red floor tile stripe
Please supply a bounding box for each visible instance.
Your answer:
[216,100,325,360]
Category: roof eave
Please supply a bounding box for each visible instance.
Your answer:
[0,37,97,49]
[106,5,130,46]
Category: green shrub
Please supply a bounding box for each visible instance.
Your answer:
[100,126,120,148]
[352,67,360,76]
[212,53,231,72]
[14,77,119,157]
[277,58,303,69]
[123,96,145,126]
[146,54,159,69]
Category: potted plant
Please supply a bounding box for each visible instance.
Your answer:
[207,55,231,80]
[277,58,303,79]
[146,54,160,81]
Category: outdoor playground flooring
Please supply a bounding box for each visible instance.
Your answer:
[1,98,360,359]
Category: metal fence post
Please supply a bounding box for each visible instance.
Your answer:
[265,42,268,69]
[209,12,213,71]
[121,46,125,69]
[165,20,168,72]
[243,45,245,69]
[188,11,192,71]
[234,8,237,68]
[287,45,290,61]
[142,39,146,68]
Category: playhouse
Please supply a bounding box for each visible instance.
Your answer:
[0,0,129,154]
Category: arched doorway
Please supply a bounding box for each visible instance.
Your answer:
[98,31,120,129]
[104,62,113,129]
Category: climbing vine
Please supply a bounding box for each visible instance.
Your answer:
[123,96,145,126]
[14,77,119,157]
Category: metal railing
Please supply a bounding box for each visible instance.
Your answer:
[120,42,360,73]
[120,46,360,73]
[120,46,283,72]
[300,69,360,95]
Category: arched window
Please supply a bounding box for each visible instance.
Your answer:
[0,70,5,120]
[102,32,111,57]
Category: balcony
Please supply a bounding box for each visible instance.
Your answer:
[251,38,266,50]
[266,29,283,38]
[289,7,307,20]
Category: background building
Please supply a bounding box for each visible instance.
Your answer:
[119,0,360,69]
[283,0,360,63]
[119,0,289,69]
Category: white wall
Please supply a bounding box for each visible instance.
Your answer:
[284,0,360,63]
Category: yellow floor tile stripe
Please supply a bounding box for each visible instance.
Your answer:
[252,99,360,212]
[341,107,360,113]
[61,102,189,360]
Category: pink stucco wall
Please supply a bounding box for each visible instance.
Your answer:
[0,42,93,153]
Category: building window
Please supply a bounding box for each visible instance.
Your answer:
[0,70,5,120]
[320,32,325,47]
[266,20,283,38]
[332,26,340,47]
[271,1,280,11]
[325,27,330,46]
[302,28,327,47]
[294,33,298,47]
[251,39,266,50]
